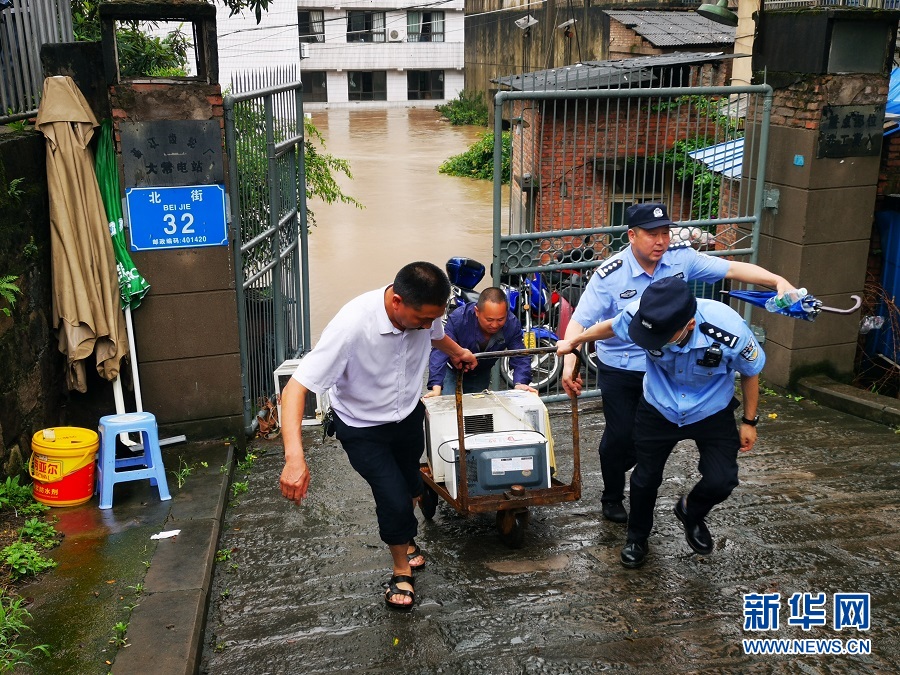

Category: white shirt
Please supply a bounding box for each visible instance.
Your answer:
[291,286,445,427]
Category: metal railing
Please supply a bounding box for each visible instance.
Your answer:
[0,0,73,123]
[490,66,773,403]
[224,67,311,432]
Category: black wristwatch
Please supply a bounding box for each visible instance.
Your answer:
[741,415,760,427]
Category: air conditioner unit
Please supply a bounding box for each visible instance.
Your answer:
[388,28,405,42]
[423,390,552,499]
[300,43,310,59]
[273,358,331,426]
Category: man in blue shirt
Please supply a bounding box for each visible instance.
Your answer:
[561,202,794,524]
[558,276,765,568]
[426,287,535,395]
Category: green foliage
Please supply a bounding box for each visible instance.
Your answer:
[18,518,57,550]
[647,137,721,221]
[71,1,189,77]
[109,621,128,647]
[236,452,256,473]
[435,90,490,127]
[0,478,32,512]
[231,481,249,498]
[215,549,231,563]
[5,178,23,202]
[115,27,190,78]
[0,277,21,318]
[170,457,194,489]
[651,95,742,134]
[22,237,37,261]
[643,95,747,220]
[2,114,27,132]
[0,589,50,672]
[303,119,363,224]
[1,542,57,581]
[439,131,511,183]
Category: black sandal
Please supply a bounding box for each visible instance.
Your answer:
[384,574,415,611]
[407,539,426,570]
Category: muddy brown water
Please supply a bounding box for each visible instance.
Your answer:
[305,107,500,342]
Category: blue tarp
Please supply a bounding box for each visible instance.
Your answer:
[888,67,900,116]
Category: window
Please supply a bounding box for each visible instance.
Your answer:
[348,71,387,101]
[347,11,385,43]
[302,71,328,103]
[298,11,325,43]
[407,70,444,100]
[407,11,444,42]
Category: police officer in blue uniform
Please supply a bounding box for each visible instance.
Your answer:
[562,202,794,524]
[558,276,765,568]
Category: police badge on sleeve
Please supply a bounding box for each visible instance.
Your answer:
[740,338,760,362]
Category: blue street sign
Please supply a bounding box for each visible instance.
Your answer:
[125,184,228,251]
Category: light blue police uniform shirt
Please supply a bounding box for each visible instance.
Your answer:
[611,298,766,426]
[571,243,730,372]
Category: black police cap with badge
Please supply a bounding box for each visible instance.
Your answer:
[626,202,676,230]
[627,276,697,351]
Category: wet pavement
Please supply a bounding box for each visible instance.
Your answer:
[200,389,900,674]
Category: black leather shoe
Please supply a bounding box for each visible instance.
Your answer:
[620,540,648,568]
[602,500,628,523]
[674,497,713,555]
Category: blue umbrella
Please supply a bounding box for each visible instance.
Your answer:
[721,290,862,322]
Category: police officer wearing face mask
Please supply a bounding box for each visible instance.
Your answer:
[557,276,765,568]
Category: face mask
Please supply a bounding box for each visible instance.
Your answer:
[664,324,689,349]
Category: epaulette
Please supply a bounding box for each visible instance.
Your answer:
[596,258,624,278]
[668,240,691,250]
[698,322,739,349]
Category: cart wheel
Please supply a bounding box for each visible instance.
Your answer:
[496,509,529,548]
[420,485,438,520]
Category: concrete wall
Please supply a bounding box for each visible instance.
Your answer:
[746,73,888,386]
[0,131,63,479]
[108,83,244,440]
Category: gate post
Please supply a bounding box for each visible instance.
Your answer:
[747,7,899,387]
[100,0,244,441]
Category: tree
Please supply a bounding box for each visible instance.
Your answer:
[71,1,190,77]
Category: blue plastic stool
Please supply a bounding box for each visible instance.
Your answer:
[97,412,171,509]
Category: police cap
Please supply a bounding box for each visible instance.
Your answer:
[628,276,697,350]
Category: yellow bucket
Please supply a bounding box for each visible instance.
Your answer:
[29,427,99,507]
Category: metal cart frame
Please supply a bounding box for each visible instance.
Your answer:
[419,347,582,547]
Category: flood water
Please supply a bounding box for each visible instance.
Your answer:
[305,107,500,341]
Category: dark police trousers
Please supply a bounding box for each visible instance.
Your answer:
[627,396,741,544]
[595,361,644,504]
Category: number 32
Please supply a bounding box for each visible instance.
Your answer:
[163,213,195,235]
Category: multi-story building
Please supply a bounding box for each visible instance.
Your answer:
[297,0,465,107]
[214,1,465,107]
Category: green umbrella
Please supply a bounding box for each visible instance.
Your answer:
[95,118,150,309]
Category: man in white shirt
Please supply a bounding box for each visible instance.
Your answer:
[279,262,476,611]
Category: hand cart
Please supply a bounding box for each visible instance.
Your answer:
[419,347,582,547]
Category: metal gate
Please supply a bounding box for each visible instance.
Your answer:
[491,64,773,402]
[224,77,311,431]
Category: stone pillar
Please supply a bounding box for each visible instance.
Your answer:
[100,0,242,440]
[748,8,899,387]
